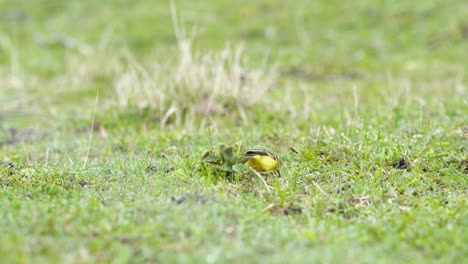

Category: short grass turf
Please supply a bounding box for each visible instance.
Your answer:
[1,0,467,263]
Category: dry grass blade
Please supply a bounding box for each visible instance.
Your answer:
[112,1,277,125]
[311,180,328,197]
[250,168,273,195]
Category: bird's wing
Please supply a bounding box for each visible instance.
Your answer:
[244,149,279,162]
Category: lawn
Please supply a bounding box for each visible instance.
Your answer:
[1,0,467,263]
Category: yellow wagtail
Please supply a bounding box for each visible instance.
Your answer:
[243,148,280,174]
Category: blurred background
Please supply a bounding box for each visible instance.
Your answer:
[0,0,466,153]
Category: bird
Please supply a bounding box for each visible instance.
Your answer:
[243,148,280,174]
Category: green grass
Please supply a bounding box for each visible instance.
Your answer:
[1,0,467,263]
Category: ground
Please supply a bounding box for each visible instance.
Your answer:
[0,0,467,263]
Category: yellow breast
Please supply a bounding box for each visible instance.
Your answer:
[245,155,279,172]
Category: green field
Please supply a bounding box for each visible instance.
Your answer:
[1,0,467,263]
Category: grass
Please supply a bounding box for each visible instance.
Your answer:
[1,0,467,263]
